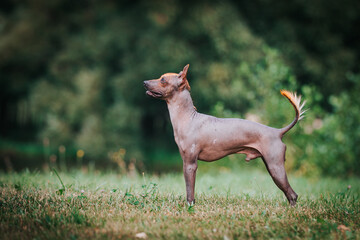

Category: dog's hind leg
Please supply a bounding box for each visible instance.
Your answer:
[262,143,298,206]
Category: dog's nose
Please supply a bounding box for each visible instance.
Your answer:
[143,81,149,89]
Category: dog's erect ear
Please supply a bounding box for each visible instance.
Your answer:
[178,64,191,91]
[178,64,189,79]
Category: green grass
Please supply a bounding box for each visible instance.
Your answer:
[0,168,359,239]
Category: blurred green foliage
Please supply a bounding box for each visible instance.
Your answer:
[0,0,359,176]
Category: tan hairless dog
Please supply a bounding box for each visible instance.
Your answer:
[144,64,306,206]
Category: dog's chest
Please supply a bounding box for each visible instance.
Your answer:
[173,128,197,156]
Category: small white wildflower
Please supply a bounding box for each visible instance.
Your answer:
[135,232,147,239]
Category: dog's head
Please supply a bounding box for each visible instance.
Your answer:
[144,64,191,100]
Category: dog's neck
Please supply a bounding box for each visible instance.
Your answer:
[166,90,196,133]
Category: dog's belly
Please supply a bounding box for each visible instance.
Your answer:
[198,145,262,162]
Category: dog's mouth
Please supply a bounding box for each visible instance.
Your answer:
[146,90,163,98]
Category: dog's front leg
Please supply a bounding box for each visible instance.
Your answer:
[182,157,198,206]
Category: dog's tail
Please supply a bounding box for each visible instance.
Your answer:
[279,90,307,137]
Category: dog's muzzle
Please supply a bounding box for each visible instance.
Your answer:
[144,81,163,98]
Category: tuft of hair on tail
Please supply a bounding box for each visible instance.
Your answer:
[280,90,307,120]
[279,89,307,136]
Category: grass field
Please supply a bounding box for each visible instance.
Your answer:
[0,167,359,239]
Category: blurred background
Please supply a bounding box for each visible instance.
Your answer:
[0,0,359,177]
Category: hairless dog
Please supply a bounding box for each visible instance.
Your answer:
[144,64,306,206]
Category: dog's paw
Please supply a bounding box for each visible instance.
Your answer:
[187,200,195,207]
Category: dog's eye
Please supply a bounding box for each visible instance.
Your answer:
[161,78,166,83]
